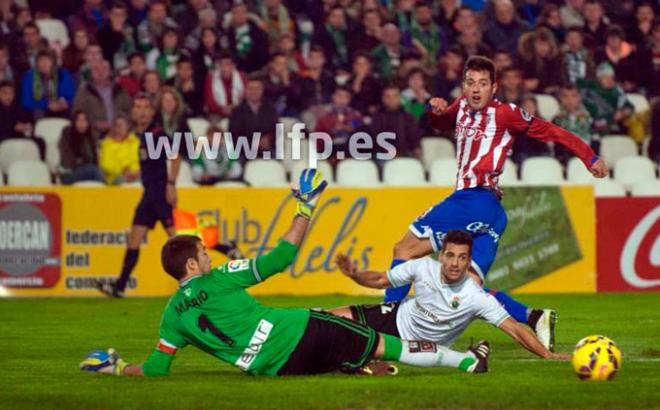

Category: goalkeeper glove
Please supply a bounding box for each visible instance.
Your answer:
[80,348,128,376]
[291,168,327,219]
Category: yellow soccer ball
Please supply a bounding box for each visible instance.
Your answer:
[571,335,622,381]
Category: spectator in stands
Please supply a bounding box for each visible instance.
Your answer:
[228,76,278,155]
[146,28,181,81]
[561,27,595,85]
[393,0,415,37]
[99,114,140,185]
[0,42,14,83]
[348,52,381,116]
[191,125,243,185]
[647,18,660,98]
[627,2,654,50]
[77,44,103,83]
[553,84,596,164]
[260,52,302,117]
[650,100,660,163]
[169,56,202,117]
[58,110,105,185]
[370,84,422,160]
[457,26,492,58]
[402,68,431,121]
[157,86,190,139]
[518,27,562,94]
[141,69,161,101]
[136,0,177,54]
[20,49,75,119]
[315,6,351,71]
[496,66,525,105]
[117,52,146,98]
[273,33,306,75]
[511,94,551,164]
[315,86,363,163]
[177,0,211,37]
[72,60,131,140]
[372,23,406,80]
[127,0,149,28]
[411,1,447,70]
[0,80,45,158]
[227,2,269,73]
[484,0,531,57]
[10,22,47,76]
[204,52,246,118]
[578,62,634,135]
[260,0,295,45]
[537,4,565,43]
[348,8,382,57]
[582,0,608,51]
[594,25,643,92]
[449,5,479,41]
[62,30,90,76]
[69,0,107,39]
[183,6,218,52]
[492,48,513,73]
[193,27,222,89]
[299,45,335,110]
[98,1,136,71]
[560,0,586,29]
[433,46,464,101]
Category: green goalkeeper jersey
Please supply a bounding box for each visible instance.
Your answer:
[142,240,310,376]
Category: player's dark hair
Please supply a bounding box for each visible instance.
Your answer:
[0,79,14,89]
[442,230,473,254]
[463,55,496,84]
[161,235,202,280]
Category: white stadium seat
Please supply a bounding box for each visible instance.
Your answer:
[499,158,519,185]
[567,157,594,184]
[35,19,70,48]
[176,161,196,186]
[72,181,106,187]
[521,157,564,184]
[600,135,638,168]
[34,117,70,171]
[214,181,248,188]
[243,160,287,187]
[0,171,3,185]
[0,139,41,174]
[7,160,51,186]
[290,160,334,183]
[383,158,427,186]
[534,94,560,120]
[429,158,457,186]
[421,137,455,170]
[614,156,657,189]
[594,179,626,197]
[630,180,660,197]
[187,118,211,138]
[626,93,650,114]
[281,137,311,172]
[336,159,380,187]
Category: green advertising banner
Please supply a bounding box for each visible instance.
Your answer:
[485,187,582,291]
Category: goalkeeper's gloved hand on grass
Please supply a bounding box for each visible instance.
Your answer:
[291,168,327,219]
[80,348,128,376]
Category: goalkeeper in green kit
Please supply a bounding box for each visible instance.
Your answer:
[81,169,490,377]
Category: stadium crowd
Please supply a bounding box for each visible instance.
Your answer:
[0,0,659,186]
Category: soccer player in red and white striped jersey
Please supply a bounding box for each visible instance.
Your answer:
[384,56,609,351]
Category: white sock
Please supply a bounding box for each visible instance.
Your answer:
[399,340,477,371]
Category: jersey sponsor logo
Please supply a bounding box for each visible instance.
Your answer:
[520,109,533,122]
[174,290,209,316]
[235,319,273,371]
[227,259,250,272]
[620,206,660,288]
[455,123,490,142]
[466,221,500,243]
[408,341,437,354]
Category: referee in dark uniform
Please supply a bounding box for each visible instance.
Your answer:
[99,93,181,297]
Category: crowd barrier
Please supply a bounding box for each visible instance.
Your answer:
[0,184,619,297]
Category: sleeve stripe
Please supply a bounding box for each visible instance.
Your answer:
[251,258,262,283]
[157,339,179,355]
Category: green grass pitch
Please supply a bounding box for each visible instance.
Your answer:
[2,293,660,409]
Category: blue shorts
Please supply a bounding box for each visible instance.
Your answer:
[409,188,507,280]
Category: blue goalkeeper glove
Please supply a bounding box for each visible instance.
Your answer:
[80,348,128,376]
[291,168,327,219]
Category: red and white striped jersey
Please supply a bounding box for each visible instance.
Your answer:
[428,97,597,192]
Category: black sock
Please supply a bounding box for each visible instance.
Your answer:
[527,309,543,328]
[115,249,139,292]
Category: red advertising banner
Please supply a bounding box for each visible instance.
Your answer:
[597,198,660,292]
[0,192,62,288]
